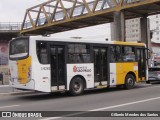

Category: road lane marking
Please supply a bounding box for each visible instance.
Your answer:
[40,96,160,120]
[0,105,20,109]
[89,96,160,111]
[135,85,160,90]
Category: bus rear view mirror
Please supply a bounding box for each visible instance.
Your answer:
[145,48,151,60]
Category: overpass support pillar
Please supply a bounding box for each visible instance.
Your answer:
[140,16,151,66]
[112,11,125,41]
[140,17,151,49]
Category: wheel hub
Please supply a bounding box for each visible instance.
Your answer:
[128,78,133,86]
[74,82,80,91]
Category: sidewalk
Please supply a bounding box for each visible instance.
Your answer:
[0,85,34,95]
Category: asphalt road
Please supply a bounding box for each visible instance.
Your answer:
[0,82,160,120]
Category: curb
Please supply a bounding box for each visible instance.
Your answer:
[0,91,34,96]
[0,85,9,88]
[0,93,10,96]
[10,91,35,95]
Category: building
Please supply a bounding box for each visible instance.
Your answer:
[0,22,21,65]
[111,17,150,42]
[125,18,141,42]
[124,14,160,53]
[151,42,160,66]
[0,22,20,84]
[149,14,160,43]
[111,14,160,43]
[124,14,160,43]
[125,14,160,66]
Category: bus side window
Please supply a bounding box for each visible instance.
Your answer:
[40,49,48,64]
[122,46,136,62]
[37,42,49,64]
[110,46,116,62]
[68,44,91,63]
[115,46,121,62]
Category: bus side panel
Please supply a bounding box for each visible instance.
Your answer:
[9,61,18,82]
[9,57,35,90]
[109,63,117,86]
[32,63,51,92]
[17,56,31,84]
[110,63,138,85]
[146,65,148,81]
[116,62,138,85]
[30,40,51,92]
[66,64,94,90]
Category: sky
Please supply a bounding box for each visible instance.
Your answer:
[0,0,111,40]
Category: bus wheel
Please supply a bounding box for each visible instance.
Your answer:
[69,77,84,96]
[124,74,135,89]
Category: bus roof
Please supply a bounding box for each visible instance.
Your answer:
[14,36,146,46]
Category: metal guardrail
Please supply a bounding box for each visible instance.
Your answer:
[0,22,21,31]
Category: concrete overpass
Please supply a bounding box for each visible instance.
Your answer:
[0,22,21,41]
[0,23,21,41]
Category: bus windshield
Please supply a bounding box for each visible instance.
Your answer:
[9,38,29,60]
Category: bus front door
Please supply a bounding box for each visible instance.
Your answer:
[137,48,146,81]
[50,46,65,90]
[93,47,108,86]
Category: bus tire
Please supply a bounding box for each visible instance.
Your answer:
[124,74,135,89]
[69,77,84,96]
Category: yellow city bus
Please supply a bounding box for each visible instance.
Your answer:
[9,36,148,95]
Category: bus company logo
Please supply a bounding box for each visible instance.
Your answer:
[73,66,77,72]
[73,66,91,72]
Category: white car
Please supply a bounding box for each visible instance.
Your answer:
[147,67,160,83]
